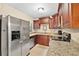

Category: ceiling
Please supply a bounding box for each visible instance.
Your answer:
[7,3,59,19]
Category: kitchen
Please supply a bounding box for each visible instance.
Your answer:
[0,3,79,56]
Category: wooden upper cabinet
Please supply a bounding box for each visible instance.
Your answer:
[58,3,71,28]
[49,17,54,29]
[49,15,58,29]
[33,20,40,29]
[54,15,58,28]
[71,3,79,28]
[59,3,79,28]
[33,17,50,29]
[39,17,49,24]
[62,4,71,28]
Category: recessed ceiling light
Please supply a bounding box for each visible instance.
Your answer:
[38,7,44,12]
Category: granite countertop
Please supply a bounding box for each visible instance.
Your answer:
[30,32,60,37]
[47,40,79,56]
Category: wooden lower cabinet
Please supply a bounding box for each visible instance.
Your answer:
[35,35,50,46]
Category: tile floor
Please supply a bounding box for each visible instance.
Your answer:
[47,40,79,56]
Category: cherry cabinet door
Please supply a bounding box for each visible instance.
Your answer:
[33,20,40,29]
[40,17,49,24]
[71,3,79,28]
[49,18,54,29]
[49,16,58,29]
[35,35,50,46]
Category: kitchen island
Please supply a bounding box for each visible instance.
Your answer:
[30,32,63,46]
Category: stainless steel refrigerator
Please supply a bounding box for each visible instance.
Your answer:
[0,15,30,56]
[0,15,8,56]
